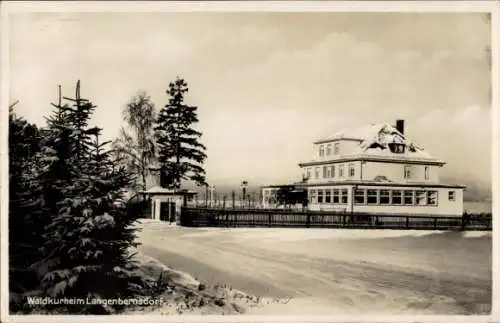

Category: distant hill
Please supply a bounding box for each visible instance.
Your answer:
[444,178,492,202]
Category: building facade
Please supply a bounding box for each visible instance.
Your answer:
[261,120,465,217]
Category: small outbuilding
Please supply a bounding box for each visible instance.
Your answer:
[140,186,197,223]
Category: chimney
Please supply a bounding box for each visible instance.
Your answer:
[395,119,405,135]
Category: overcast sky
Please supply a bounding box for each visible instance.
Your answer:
[9,12,491,187]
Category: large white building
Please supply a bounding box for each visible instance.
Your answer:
[261,120,465,217]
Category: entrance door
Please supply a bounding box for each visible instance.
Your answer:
[169,202,176,222]
[160,201,176,222]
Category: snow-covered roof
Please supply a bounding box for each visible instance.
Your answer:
[317,122,408,143]
[306,122,441,163]
[140,186,197,195]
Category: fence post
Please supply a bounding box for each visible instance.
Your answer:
[232,190,235,209]
[268,212,272,227]
[342,214,346,227]
[434,217,437,230]
[306,212,311,228]
[406,217,409,229]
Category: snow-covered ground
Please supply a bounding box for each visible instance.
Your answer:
[134,220,491,315]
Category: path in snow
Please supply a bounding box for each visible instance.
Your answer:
[136,221,491,315]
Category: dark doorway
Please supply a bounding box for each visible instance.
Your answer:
[160,201,176,222]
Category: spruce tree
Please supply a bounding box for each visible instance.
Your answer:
[8,107,48,311]
[154,77,207,189]
[34,81,144,314]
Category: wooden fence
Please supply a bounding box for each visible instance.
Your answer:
[180,207,492,231]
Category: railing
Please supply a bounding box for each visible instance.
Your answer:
[180,207,492,231]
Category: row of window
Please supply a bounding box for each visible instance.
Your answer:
[304,164,431,181]
[310,188,349,204]
[353,189,438,206]
[319,143,340,157]
[309,188,456,206]
[305,164,356,180]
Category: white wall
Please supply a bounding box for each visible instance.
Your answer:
[314,140,361,160]
[361,161,440,183]
[302,161,362,183]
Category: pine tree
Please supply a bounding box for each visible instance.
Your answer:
[154,77,207,189]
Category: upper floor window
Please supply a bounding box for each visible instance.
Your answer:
[424,166,429,180]
[448,190,455,201]
[322,166,328,178]
[315,167,320,179]
[326,166,331,178]
[331,165,336,178]
[339,164,345,177]
[326,144,332,156]
[348,163,355,178]
[306,168,311,178]
[334,143,340,154]
[404,165,412,179]
[389,143,405,154]
[319,145,325,157]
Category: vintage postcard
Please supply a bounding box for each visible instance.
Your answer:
[1,1,498,322]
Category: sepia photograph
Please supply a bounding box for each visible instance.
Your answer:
[1,1,497,320]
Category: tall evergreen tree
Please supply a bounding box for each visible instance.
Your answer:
[32,81,144,314]
[154,77,207,189]
[9,106,48,311]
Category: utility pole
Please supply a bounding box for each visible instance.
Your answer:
[241,180,248,209]
[205,184,209,208]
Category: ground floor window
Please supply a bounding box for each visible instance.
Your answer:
[367,189,378,204]
[354,188,365,204]
[333,189,340,203]
[391,190,402,205]
[325,189,331,203]
[427,191,438,205]
[318,189,324,203]
[416,190,427,205]
[404,190,414,205]
[341,189,348,204]
[310,189,317,203]
[310,187,443,207]
[379,190,390,204]
[352,188,439,206]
